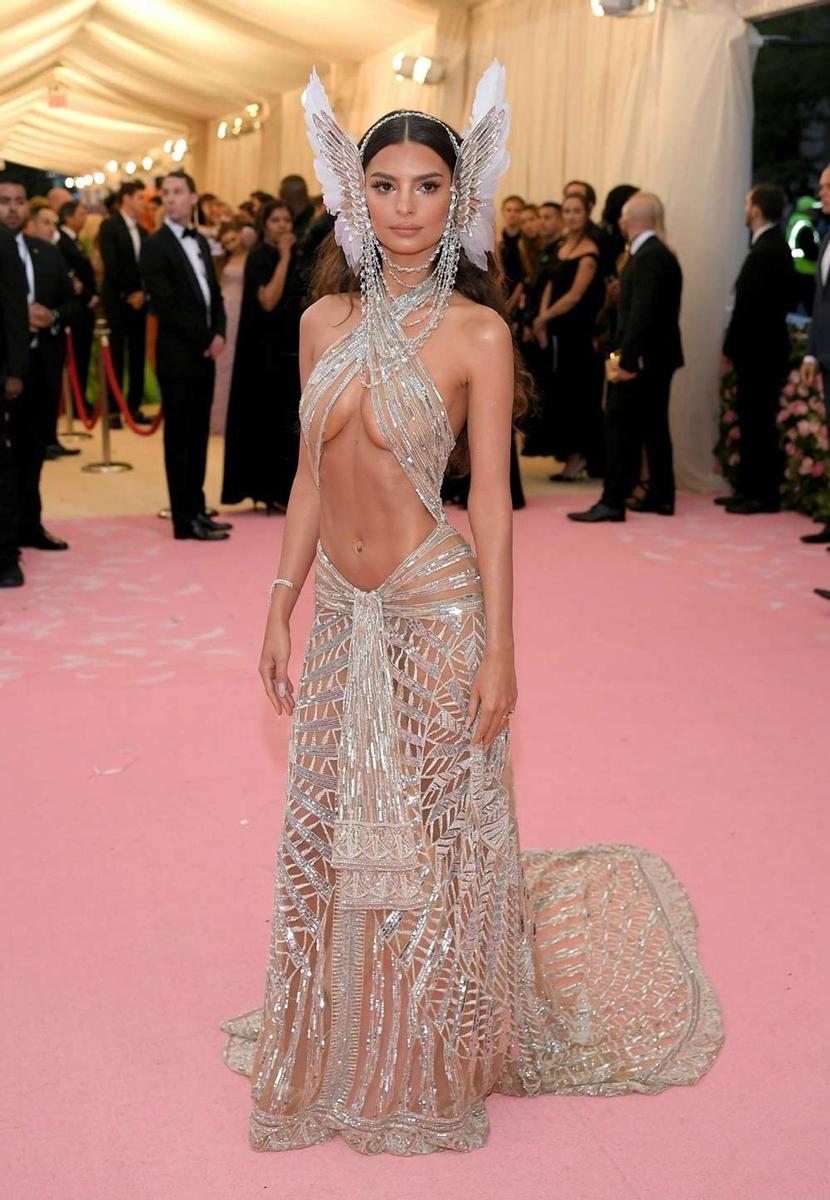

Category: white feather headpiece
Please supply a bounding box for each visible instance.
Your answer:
[301,60,511,270]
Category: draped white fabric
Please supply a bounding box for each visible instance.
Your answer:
[0,0,445,172]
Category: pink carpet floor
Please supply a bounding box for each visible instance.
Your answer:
[2,492,828,1200]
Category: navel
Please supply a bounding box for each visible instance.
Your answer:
[354,538,364,555]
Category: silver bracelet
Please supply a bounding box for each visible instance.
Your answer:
[268,577,298,602]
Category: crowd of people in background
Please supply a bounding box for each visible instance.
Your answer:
[0,158,829,593]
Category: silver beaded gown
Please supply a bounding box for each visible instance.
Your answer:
[220,293,725,1156]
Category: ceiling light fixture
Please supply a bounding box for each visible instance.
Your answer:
[391,53,445,85]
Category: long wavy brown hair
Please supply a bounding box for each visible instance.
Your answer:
[310,111,532,474]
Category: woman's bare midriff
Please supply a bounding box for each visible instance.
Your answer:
[313,294,473,592]
[318,406,438,591]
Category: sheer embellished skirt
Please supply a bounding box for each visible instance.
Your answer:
[220,519,724,1155]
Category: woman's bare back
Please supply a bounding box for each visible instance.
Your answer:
[304,291,481,591]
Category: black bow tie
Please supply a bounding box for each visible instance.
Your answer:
[181,227,197,239]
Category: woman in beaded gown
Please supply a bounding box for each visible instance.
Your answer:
[219,63,724,1156]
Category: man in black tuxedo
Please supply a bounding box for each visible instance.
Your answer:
[57,199,98,405]
[721,184,797,515]
[569,192,683,523]
[99,180,151,425]
[0,175,82,556]
[799,164,830,557]
[140,170,231,541]
[0,225,30,587]
[23,201,82,460]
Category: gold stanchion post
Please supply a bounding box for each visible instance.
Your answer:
[61,361,91,442]
[82,319,132,475]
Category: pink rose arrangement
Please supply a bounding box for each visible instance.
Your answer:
[715,324,830,521]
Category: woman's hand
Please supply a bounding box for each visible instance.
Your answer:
[466,649,517,748]
[259,613,295,717]
[277,232,296,257]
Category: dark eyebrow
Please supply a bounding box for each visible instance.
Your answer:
[368,171,444,182]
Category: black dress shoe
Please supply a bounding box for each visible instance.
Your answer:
[0,561,24,587]
[132,412,154,425]
[714,493,743,506]
[174,519,229,541]
[567,502,625,523]
[44,442,81,459]
[20,527,69,550]
[815,588,830,601]
[801,525,830,544]
[196,512,233,532]
[724,498,780,515]
[627,496,675,515]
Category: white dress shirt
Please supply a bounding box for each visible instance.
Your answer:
[820,237,830,289]
[122,211,142,261]
[630,229,656,256]
[15,231,35,302]
[751,222,775,245]
[804,235,829,365]
[164,216,211,321]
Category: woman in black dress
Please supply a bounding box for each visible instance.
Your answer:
[221,200,304,511]
[533,193,604,480]
[516,208,562,457]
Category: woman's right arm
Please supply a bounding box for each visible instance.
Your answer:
[259,304,323,717]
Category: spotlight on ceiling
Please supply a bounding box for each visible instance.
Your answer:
[124,160,136,175]
[215,103,266,140]
[65,176,75,188]
[106,160,118,172]
[591,0,646,14]
[93,171,105,185]
[391,53,446,85]
[142,156,153,170]
[163,139,174,154]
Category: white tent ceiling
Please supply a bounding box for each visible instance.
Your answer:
[0,0,467,173]
[0,0,820,174]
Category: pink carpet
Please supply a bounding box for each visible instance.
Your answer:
[2,493,827,1200]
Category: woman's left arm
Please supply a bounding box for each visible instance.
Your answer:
[463,310,518,747]
[534,255,598,329]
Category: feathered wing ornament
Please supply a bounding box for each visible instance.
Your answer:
[302,68,368,269]
[453,59,511,269]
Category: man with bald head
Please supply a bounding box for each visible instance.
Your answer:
[47,187,73,214]
[569,191,683,522]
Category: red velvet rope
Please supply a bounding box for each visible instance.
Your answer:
[100,333,163,436]
[64,327,99,431]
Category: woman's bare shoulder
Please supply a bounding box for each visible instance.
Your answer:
[448,296,512,349]
[300,292,358,333]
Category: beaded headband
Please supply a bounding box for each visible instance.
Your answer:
[358,111,461,157]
